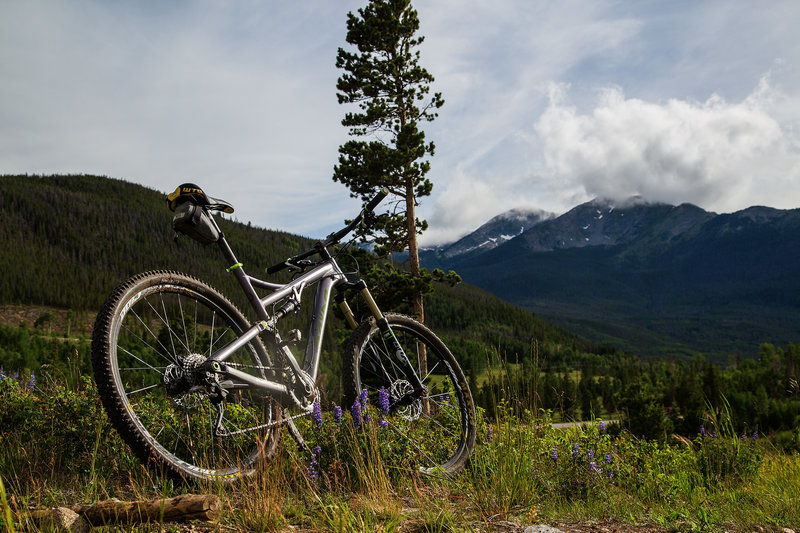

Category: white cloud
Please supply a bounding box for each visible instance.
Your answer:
[534,76,800,213]
[3,0,800,243]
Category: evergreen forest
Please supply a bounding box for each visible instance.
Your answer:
[1,174,799,450]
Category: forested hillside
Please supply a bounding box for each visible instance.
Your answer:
[0,174,308,311]
[0,174,586,374]
[1,175,798,447]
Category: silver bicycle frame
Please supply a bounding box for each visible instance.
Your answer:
[204,231,347,403]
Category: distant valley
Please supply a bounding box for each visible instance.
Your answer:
[422,197,800,360]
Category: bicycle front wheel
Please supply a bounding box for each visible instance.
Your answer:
[91,270,280,482]
[343,313,477,476]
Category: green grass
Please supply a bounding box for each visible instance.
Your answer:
[1,372,798,532]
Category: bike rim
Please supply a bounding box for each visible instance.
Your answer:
[357,322,469,474]
[110,283,272,479]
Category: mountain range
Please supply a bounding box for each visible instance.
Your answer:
[421,197,800,360]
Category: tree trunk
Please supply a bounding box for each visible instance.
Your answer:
[405,176,428,411]
[405,176,424,324]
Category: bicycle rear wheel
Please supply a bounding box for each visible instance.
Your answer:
[92,270,280,482]
[343,313,477,476]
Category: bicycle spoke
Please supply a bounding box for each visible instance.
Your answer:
[127,308,178,366]
[178,295,191,354]
[117,345,166,376]
[127,382,163,396]
[384,419,442,469]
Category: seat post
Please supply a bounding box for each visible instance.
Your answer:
[215,231,270,322]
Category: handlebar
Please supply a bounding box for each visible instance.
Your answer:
[266,188,388,275]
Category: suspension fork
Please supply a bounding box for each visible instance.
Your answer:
[335,280,427,395]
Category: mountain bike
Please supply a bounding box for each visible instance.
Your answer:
[91,183,477,482]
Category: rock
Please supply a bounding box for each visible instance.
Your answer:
[524,526,565,533]
[30,507,92,533]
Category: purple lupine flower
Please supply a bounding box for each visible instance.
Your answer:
[587,448,595,461]
[605,453,613,465]
[572,443,580,461]
[589,461,600,475]
[741,430,747,442]
[333,405,342,426]
[712,430,718,438]
[307,447,320,483]
[753,427,759,441]
[700,426,706,437]
[358,388,372,423]
[378,387,390,414]
[312,398,322,429]
[308,460,317,482]
[0,367,5,380]
[379,419,388,428]
[29,372,36,390]
[599,421,606,434]
[486,425,493,443]
[351,402,362,428]
[550,445,559,463]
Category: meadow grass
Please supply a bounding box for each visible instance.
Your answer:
[1,371,798,532]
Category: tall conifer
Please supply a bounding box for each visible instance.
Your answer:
[333,0,442,325]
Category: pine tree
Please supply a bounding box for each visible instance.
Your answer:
[333,0,443,325]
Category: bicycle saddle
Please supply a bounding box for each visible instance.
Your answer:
[167,183,234,214]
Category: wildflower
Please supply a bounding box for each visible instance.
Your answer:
[308,459,317,482]
[351,402,362,428]
[753,427,759,441]
[550,445,559,463]
[598,420,606,434]
[380,419,388,429]
[700,426,706,437]
[572,443,580,461]
[587,448,595,461]
[589,461,600,475]
[312,398,322,429]
[333,405,342,426]
[486,425,493,443]
[741,430,747,442]
[378,387,390,414]
[29,372,36,390]
[604,453,613,465]
[358,388,372,423]
[308,446,321,484]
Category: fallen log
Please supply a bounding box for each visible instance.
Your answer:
[71,494,221,526]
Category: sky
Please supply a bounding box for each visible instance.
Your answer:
[2,1,799,245]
